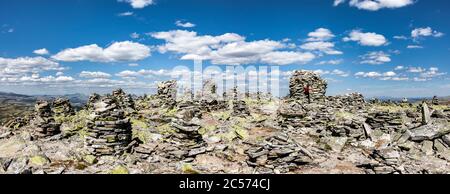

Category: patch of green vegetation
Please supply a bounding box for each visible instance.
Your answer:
[432,105,449,111]
[132,129,158,143]
[29,155,50,166]
[219,131,238,142]
[233,125,248,140]
[110,165,129,174]
[372,105,414,113]
[335,111,355,120]
[83,155,97,165]
[157,124,177,135]
[251,113,267,122]
[181,163,200,174]
[131,118,149,130]
[199,124,217,135]
[212,111,232,121]
[164,108,179,117]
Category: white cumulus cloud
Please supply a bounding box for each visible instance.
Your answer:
[118,0,154,9]
[33,48,50,55]
[343,30,388,46]
[175,20,196,28]
[335,0,414,11]
[79,71,112,79]
[360,51,391,65]
[52,41,151,62]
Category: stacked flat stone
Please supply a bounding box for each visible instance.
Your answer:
[327,117,366,139]
[277,100,307,128]
[31,100,60,138]
[157,80,177,108]
[246,133,313,173]
[200,79,227,111]
[328,93,366,110]
[52,97,74,119]
[85,96,132,156]
[112,88,136,113]
[4,116,31,130]
[366,111,407,133]
[86,93,101,110]
[232,87,250,116]
[289,70,327,102]
[278,100,336,129]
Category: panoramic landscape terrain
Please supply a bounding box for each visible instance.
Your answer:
[1,0,450,174]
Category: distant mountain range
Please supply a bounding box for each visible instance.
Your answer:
[0,92,89,107]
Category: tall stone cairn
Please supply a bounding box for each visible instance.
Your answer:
[52,97,75,119]
[200,79,227,111]
[157,80,177,108]
[232,87,250,116]
[289,70,327,102]
[86,93,101,110]
[85,96,132,156]
[31,100,61,138]
[432,96,439,105]
[112,88,136,114]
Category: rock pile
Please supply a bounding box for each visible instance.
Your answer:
[52,97,74,120]
[200,79,227,111]
[289,70,327,102]
[328,93,366,110]
[31,100,61,138]
[85,96,132,156]
[432,96,439,105]
[4,116,31,130]
[112,88,136,114]
[277,100,307,128]
[246,133,313,173]
[157,80,177,108]
[86,93,101,110]
[134,117,207,161]
[366,111,407,133]
[231,88,250,117]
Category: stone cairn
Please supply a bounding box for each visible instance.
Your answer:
[279,71,331,129]
[232,87,250,117]
[157,80,177,108]
[4,116,32,130]
[278,100,307,128]
[289,70,327,103]
[246,133,313,173]
[85,96,132,156]
[31,100,61,138]
[328,93,366,110]
[86,93,101,110]
[112,88,136,114]
[52,97,75,120]
[200,79,227,111]
[432,96,439,105]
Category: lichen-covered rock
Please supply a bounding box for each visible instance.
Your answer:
[30,100,61,138]
[246,133,313,173]
[85,96,132,156]
[157,80,177,108]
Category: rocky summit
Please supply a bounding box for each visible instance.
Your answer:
[1,70,450,174]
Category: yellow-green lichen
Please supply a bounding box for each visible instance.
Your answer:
[110,165,129,174]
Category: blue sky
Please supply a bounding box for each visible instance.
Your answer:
[0,0,449,97]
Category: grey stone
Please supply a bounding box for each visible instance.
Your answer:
[421,141,434,155]
[443,134,450,147]
[422,102,431,125]
[410,121,450,141]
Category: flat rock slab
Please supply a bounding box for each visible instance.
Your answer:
[0,137,27,158]
[410,122,450,141]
